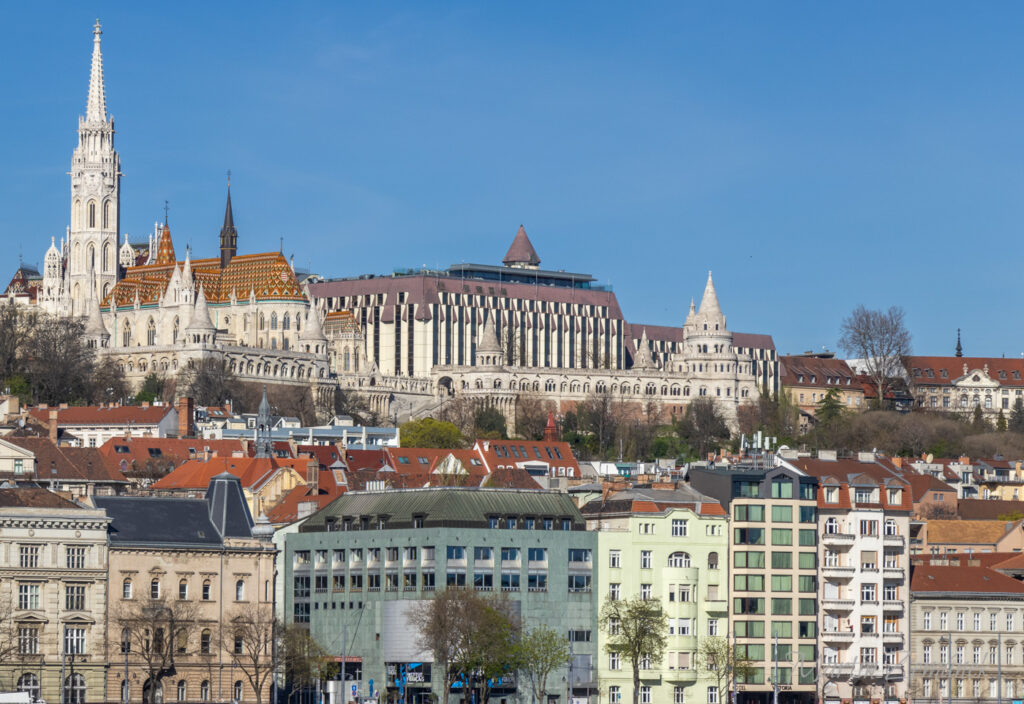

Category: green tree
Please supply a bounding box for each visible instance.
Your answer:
[400,417,466,449]
[816,388,845,425]
[474,406,508,439]
[1011,397,1024,433]
[697,636,754,704]
[280,624,339,697]
[515,625,571,704]
[972,405,990,433]
[135,372,165,404]
[998,409,1008,432]
[599,595,668,704]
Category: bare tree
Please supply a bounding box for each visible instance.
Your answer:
[280,623,338,696]
[698,636,753,704]
[514,395,557,441]
[115,597,199,704]
[26,315,95,404]
[598,595,668,704]
[838,305,911,410]
[222,604,277,704]
[0,301,37,384]
[678,398,730,459]
[176,357,240,406]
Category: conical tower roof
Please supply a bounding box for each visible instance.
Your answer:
[502,225,541,267]
[632,328,656,370]
[155,222,176,265]
[478,314,501,354]
[697,271,721,316]
[684,298,697,326]
[85,21,107,123]
[84,280,108,338]
[186,285,216,331]
[300,306,327,342]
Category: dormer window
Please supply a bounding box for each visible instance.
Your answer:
[926,369,934,378]
[940,370,948,379]
[810,375,817,383]
[797,375,804,383]
[913,368,921,377]
[1015,371,1021,380]
[1000,371,1008,380]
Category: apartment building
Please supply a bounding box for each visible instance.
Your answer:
[581,484,730,704]
[909,554,1024,704]
[286,488,597,704]
[689,466,819,704]
[0,487,111,704]
[782,452,912,704]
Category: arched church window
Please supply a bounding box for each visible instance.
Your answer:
[172,317,179,343]
[88,201,97,229]
[88,244,95,273]
[259,315,265,331]
[147,318,156,346]
[123,322,131,348]
[103,200,110,229]
[103,242,111,272]
[73,199,81,229]
[283,313,290,330]
[271,313,278,330]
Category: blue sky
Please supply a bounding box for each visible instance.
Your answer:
[2,2,1024,358]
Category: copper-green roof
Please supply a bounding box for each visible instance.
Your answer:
[299,487,584,532]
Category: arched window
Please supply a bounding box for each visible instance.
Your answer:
[87,244,96,273]
[177,681,187,703]
[123,322,131,348]
[259,314,265,331]
[283,313,290,330]
[123,578,133,599]
[236,580,245,601]
[201,681,211,702]
[708,552,719,569]
[103,242,111,272]
[202,579,211,600]
[271,313,278,330]
[200,629,212,654]
[64,674,86,704]
[667,552,691,568]
[121,681,130,703]
[172,317,179,343]
[150,578,161,599]
[88,201,97,229]
[234,681,243,702]
[73,199,81,229]
[179,578,188,600]
[147,318,156,346]
[884,519,898,536]
[18,673,40,701]
[143,679,164,704]
[121,628,131,653]
[824,517,839,534]
[103,200,111,229]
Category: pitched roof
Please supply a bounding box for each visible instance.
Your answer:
[94,495,224,546]
[925,519,1021,546]
[502,225,541,266]
[0,487,82,509]
[911,563,1024,595]
[779,356,857,388]
[97,437,248,478]
[905,356,1024,387]
[27,404,174,427]
[151,456,313,492]
[5,437,129,483]
[958,498,1024,520]
[901,472,958,502]
[580,485,727,517]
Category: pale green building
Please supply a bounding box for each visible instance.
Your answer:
[581,485,730,704]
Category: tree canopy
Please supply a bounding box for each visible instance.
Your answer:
[400,417,466,449]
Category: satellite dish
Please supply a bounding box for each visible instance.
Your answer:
[926,453,934,464]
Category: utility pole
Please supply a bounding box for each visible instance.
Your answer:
[772,633,778,704]
[998,631,1003,704]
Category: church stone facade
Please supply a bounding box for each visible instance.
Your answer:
[27,22,330,394]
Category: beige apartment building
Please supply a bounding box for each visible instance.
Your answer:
[690,466,820,704]
[95,474,276,704]
[0,487,111,704]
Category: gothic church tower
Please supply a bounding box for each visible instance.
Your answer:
[68,21,120,316]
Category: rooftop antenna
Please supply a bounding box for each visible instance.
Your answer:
[227,169,231,187]
[280,237,283,254]
[163,200,169,225]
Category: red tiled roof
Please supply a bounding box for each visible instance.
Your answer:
[779,356,857,388]
[905,356,1024,387]
[151,456,314,491]
[5,437,128,484]
[97,437,247,478]
[28,405,174,427]
[787,457,914,511]
[912,564,1024,594]
[901,473,958,502]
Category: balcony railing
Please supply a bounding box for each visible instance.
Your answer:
[822,598,855,611]
[822,532,856,546]
[883,534,905,547]
[821,630,856,641]
[883,600,904,611]
[882,632,903,644]
[822,565,856,579]
[883,567,904,580]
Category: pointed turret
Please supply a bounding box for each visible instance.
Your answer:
[219,185,238,268]
[254,386,273,458]
[502,225,541,269]
[684,298,696,327]
[83,278,109,345]
[85,20,107,123]
[697,271,721,316]
[632,328,656,370]
[186,285,216,334]
[475,314,502,366]
[956,329,963,358]
[543,412,558,442]
[155,221,176,265]
[300,306,327,342]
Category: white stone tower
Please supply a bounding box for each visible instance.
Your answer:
[68,20,120,316]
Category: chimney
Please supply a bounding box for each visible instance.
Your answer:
[308,461,319,494]
[959,455,971,465]
[891,456,902,468]
[48,409,58,445]
[543,412,558,442]
[177,397,195,438]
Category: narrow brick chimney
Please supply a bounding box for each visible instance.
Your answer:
[177,397,195,438]
[48,409,58,445]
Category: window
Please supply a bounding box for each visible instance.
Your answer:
[446,546,466,560]
[672,519,688,536]
[201,629,212,654]
[771,479,793,498]
[64,627,86,655]
[474,547,493,561]
[201,681,211,702]
[568,548,592,563]
[65,584,86,611]
[609,687,621,704]
[708,687,719,704]
[66,546,86,569]
[202,579,212,600]
[234,635,244,654]
[236,580,245,601]
[673,687,686,704]
[734,527,764,545]
[528,547,547,562]
[151,578,161,599]
[18,584,39,610]
[940,612,948,630]
[234,682,243,702]
[923,612,932,630]
[64,674,86,704]
[19,545,39,568]
[609,583,620,600]
[771,575,792,592]
[668,552,690,568]
[639,686,651,704]
[609,550,621,568]
[609,652,621,670]
[734,504,764,521]
[734,551,765,568]
[771,505,792,522]
[568,575,591,593]
[177,681,187,703]
[18,626,39,655]
[123,578,133,599]
[771,528,792,545]
[178,579,189,600]
[771,551,792,569]
[862,583,877,601]
[734,574,765,591]
[18,674,40,702]
[708,619,719,636]
[640,583,652,600]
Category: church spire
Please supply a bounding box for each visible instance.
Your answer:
[220,177,238,268]
[956,328,963,358]
[86,20,107,123]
